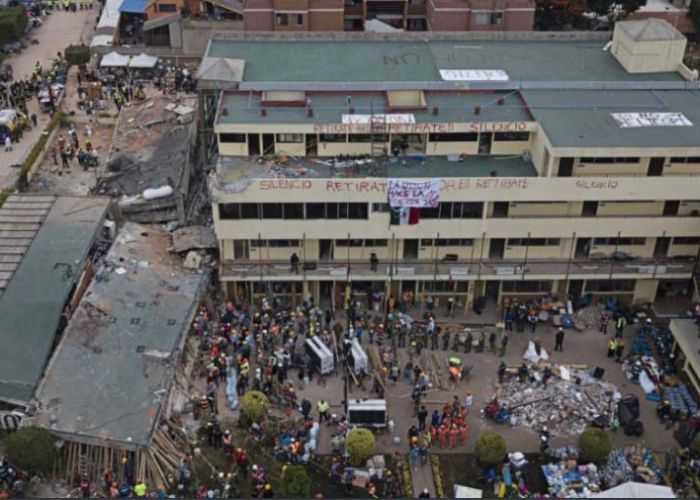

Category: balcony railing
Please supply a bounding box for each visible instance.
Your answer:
[221,256,696,280]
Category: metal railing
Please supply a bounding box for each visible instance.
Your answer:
[221,256,696,280]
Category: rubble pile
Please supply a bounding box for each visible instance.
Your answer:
[572,304,606,331]
[541,461,601,497]
[600,445,661,488]
[495,366,620,436]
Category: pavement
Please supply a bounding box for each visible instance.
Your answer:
[0,7,95,190]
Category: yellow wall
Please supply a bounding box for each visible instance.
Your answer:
[589,238,655,258]
[679,201,700,216]
[663,162,700,175]
[503,239,572,259]
[668,243,699,257]
[574,158,647,177]
[417,241,484,260]
[633,279,659,304]
[490,141,530,155]
[222,239,234,260]
[274,139,306,156]
[427,141,479,155]
[219,142,248,156]
[318,142,378,156]
[508,202,571,217]
[597,201,664,217]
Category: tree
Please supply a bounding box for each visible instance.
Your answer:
[6,427,56,476]
[239,391,270,423]
[281,465,311,498]
[0,6,28,45]
[535,0,590,30]
[65,45,91,67]
[475,432,507,466]
[578,427,611,465]
[346,428,376,466]
[690,0,700,34]
[586,0,644,22]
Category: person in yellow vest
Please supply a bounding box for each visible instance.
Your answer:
[134,479,147,497]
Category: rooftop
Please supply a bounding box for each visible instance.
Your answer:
[523,90,700,148]
[205,39,683,88]
[215,154,537,186]
[0,195,110,405]
[217,91,532,126]
[34,223,209,449]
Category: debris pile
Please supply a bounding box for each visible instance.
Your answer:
[494,366,620,436]
[572,304,606,331]
[600,446,661,488]
[541,461,601,497]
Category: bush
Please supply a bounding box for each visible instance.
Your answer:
[281,465,310,498]
[578,427,611,465]
[19,111,65,180]
[475,432,507,466]
[0,6,27,45]
[239,391,270,423]
[65,45,91,67]
[346,428,376,466]
[6,427,56,476]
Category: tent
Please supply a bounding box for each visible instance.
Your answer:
[90,34,114,48]
[365,19,403,32]
[454,485,483,498]
[593,482,675,498]
[97,0,122,30]
[129,53,158,69]
[100,51,130,68]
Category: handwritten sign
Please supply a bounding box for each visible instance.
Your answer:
[439,69,510,82]
[611,113,692,128]
[341,114,415,125]
[388,179,440,208]
[313,121,529,135]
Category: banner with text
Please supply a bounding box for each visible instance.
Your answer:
[387,179,440,208]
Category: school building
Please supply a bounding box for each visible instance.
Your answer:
[199,19,700,314]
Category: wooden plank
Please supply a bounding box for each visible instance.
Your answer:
[0,255,23,263]
[1,201,54,210]
[0,229,39,238]
[0,263,19,272]
[0,271,15,280]
[0,247,26,255]
[0,215,47,223]
[0,238,32,247]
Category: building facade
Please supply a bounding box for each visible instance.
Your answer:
[242,0,534,31]
[201,20,700,312]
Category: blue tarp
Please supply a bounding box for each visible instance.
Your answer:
[119,0,147,13]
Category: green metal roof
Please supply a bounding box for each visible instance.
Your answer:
[523,90,700,149]
[205,39,682,84]
[217,91,530,125]
[0,196,109,404]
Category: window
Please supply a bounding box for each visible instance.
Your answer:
[420,202,482,219]
[326,203,339,219]
[494,132,529,142]
[320,133,346,143]
[671,157,700,163]
[252,240,300,248]
[673,237,700,245]
[336,239,364,247]
[276,133,303,143]
[305,203,325,219]
[474,12,490,25]
[420,206,440,219]
[580,157,640,164]
[275,13,288,25]
[428,132,478,142]
[372,203,390,213]
[219,133,246,143]
[436,238,473,246]
[349,134,388,143]
[158,3,177,11]
[262,203,283,218]
[283,203,304,219]
[507,238,561,246]
[295,14,304,26]
[593,237,646,246]
[240,203,259,219]
[365,239,388,247]
[219,203,240,220]
[501,280,553,293]
[490,12,503,24]
[585,280,635,292]
[348,203,368,219]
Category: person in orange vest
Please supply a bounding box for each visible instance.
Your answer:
[448,425,459,448]
[459,425,468,444]
[437,425,448,448]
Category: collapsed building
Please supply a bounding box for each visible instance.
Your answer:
[0,195,112,412]
[95,94,205,224]
[32,223,210,485]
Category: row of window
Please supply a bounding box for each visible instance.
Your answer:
[220,132,530,145]
[670,157,700,164]
[419,202,484,219]
[592,237,646,246]
[250,240,300,248]
[219,203,369,220]
[501,279,636,294]
[507,238,561,247]
[585,279,636,292]
[673,237,700,244]
[336,239,388,247]
[421,238,474,247]
[580,157,640,164]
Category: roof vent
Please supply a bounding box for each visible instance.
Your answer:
[307,107,313,117]
[432,107,439,115]
[221,108,228,116]
[260,108,267,117]
[497,98,505,106]
[474,106,481,116]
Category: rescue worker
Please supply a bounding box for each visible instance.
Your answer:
[607,337,617,358]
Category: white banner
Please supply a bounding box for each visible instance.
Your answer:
[388,179,440,208]
[341,114,415,124]
[439,69,509,81]
[611,112,692,128]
